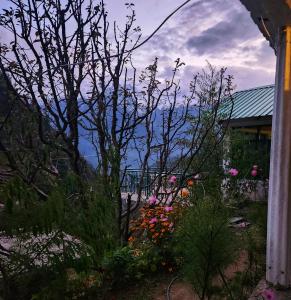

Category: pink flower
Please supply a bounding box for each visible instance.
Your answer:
[262,289,275,300]
[169,222,174,228]
[229,168,239,177]
[169,176,177,184]
[253,165,258,170]
[238,222,247,228]
[148,195,157,205]
[149,217,158,224]
[251,169,258,177]
[164,206,173,212]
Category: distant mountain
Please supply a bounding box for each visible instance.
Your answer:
[78,105,194,169]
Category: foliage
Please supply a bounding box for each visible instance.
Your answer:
[102,246,137,288]
[0,176,117,299]
[228,130,270,180]
[31,269,103,300]
[226,202,267,299]
[102,242,177,290]
[102,193,190,289]
[175,196,238,300]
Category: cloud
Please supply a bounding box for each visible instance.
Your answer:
[186,6,260,55]
[252,41,276,69]
[136,0,276,90]
[103,0,276,91]
[229,66,275,90]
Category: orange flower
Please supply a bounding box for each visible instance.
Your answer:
[187,179,194,187]
[153,233,159,239]
[149,223,155,229]
[180,188,190,198]
[128,236,135,242]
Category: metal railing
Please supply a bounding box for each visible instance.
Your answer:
[120,169,183,197]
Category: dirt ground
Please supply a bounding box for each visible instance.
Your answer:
[108,251,248,300]
[151,251,248,300]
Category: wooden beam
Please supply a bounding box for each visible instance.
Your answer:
[220,116,272,128]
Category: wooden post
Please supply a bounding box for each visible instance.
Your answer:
[266,26,291,287]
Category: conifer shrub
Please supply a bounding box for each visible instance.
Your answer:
[0,175,117,299]
[174,197,237,299]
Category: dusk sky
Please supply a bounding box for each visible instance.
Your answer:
[0,0,276,91]
[106,0,276,91]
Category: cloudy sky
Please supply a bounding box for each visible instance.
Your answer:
[106,0,276,91]
[0,0,276,91]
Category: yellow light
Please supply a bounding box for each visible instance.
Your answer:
[286,0,291,9]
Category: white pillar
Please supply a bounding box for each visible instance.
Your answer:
[222,133,231,201]
[267,26,291,286]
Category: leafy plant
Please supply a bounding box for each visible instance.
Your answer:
[0,176,117,299]
[102,246,137,288]
[175,197,237,299]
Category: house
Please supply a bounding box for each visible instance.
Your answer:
[220,85,274,200]
[220,84,274,144]
[223,85,273,134]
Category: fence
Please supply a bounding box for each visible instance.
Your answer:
[120,169,183,197]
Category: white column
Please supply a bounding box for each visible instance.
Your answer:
[267,26,291,286]
[222,133,230,201]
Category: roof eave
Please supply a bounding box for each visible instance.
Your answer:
[240,0,291,51]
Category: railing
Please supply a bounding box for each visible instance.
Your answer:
[120,169,183,197]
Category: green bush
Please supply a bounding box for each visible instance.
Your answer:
[228,130,270,180]
[0,176,118,299]
[102,241,177,289]
[175,197,237,299]
[102,246,138,288]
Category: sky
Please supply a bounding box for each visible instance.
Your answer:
[0,0,276,91]
[105,0,276,91]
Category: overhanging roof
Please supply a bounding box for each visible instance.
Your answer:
[220,85,274,124]
[240,0,291,50]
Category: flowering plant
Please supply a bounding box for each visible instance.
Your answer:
[260,288,275,300]
[129,203,184,245]
[228,168,239,177]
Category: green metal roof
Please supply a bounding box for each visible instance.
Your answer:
[221,85,274,120]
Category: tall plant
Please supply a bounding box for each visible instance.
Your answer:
[175,196,237,299]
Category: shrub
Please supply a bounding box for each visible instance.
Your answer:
[129,204,182,245]
[0,176,117,299]
[103,241,178,289]
[175,197,237,300]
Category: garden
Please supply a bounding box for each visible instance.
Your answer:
[0,1,273,299]
[0,139,271,299]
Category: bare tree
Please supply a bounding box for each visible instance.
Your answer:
[0,0,233,241]
[0,0,109,175]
